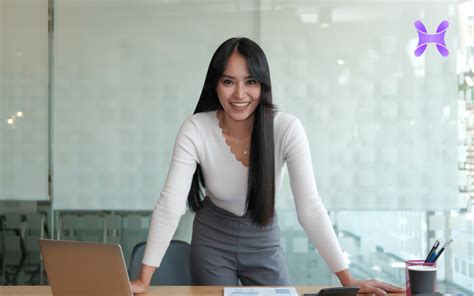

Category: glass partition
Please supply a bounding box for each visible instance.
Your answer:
[0,0,49,201]
[52,0,260,210]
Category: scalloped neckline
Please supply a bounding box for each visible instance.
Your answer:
[215,111,250,168]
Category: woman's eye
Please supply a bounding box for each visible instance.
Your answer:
[247,79,257,85]
[222,79,233,85]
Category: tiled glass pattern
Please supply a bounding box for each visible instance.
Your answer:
[53,1,458,210]
[0,0,49,200]
[264,2,458,210]
[53,0,260,210]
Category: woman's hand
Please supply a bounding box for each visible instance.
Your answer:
[336,269,404,295]
[130,279,147,294]
[131,263,156,294]
[347,278,405,295]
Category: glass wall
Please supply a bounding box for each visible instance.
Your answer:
[0,0,472,293]
[0,0,49,201]
[52,0,259,210]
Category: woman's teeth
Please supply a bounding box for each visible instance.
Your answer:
[231,102,250,107]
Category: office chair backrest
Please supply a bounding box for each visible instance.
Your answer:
[128,240,191,285]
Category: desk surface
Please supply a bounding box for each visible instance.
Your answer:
[0,286,405,295]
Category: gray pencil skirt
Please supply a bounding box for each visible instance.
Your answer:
[190,197,290,286]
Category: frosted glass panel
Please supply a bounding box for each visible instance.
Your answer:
[0,0,49,200]
[53,0,459,210]
[263,2,458,210]
[53,0,259,210]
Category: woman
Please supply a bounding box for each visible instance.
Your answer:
[131,37,403,295]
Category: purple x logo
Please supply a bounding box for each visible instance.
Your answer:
[414,20,449,57]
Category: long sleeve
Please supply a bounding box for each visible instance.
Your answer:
[142,116,201,267]
[283,118,348,273]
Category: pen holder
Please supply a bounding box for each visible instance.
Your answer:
[405,260,436,296]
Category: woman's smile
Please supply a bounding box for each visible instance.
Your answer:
[230,101,251,111]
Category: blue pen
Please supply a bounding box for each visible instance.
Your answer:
[432,239,453,263]
[426,252,437,263]
[424,240,440,263]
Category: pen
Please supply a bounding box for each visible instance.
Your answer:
[432,239,453,263]
[426,252,437,263]
[424,240,440,263]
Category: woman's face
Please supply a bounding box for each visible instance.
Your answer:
[216,51,261,123]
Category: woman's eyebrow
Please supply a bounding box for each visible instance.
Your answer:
[221,74,254,79]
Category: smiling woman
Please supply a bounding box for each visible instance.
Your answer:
[1,0,469,292]
[129,37,404,295]
[216,52,261,120]
[215,51,262,167]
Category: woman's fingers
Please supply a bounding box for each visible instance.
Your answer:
[376,281,405,292]
[369,280,404,293]
[130,279,147,294]
[371,287,388,296]
[357,279,404,295]
[359,284,387,295]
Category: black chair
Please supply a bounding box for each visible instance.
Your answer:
[128,240,191,285]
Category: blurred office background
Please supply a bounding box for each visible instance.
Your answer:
[0,0,473,294]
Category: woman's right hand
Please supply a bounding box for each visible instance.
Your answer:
[131,263,156,294]
[130,279,148,294]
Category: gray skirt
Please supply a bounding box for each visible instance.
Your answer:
[190,196,290,286]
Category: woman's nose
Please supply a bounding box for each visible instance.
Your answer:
[235,83,246,99]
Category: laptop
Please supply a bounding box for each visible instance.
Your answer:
[39,239,133,296]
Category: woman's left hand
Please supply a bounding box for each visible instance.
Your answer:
[345,278,405,295]
[336,269,404,295]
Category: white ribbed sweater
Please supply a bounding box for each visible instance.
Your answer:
[143,111,348,273]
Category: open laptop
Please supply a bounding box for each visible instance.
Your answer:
[39,239,133,296]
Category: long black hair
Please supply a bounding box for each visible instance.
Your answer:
[187,37,276,226]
